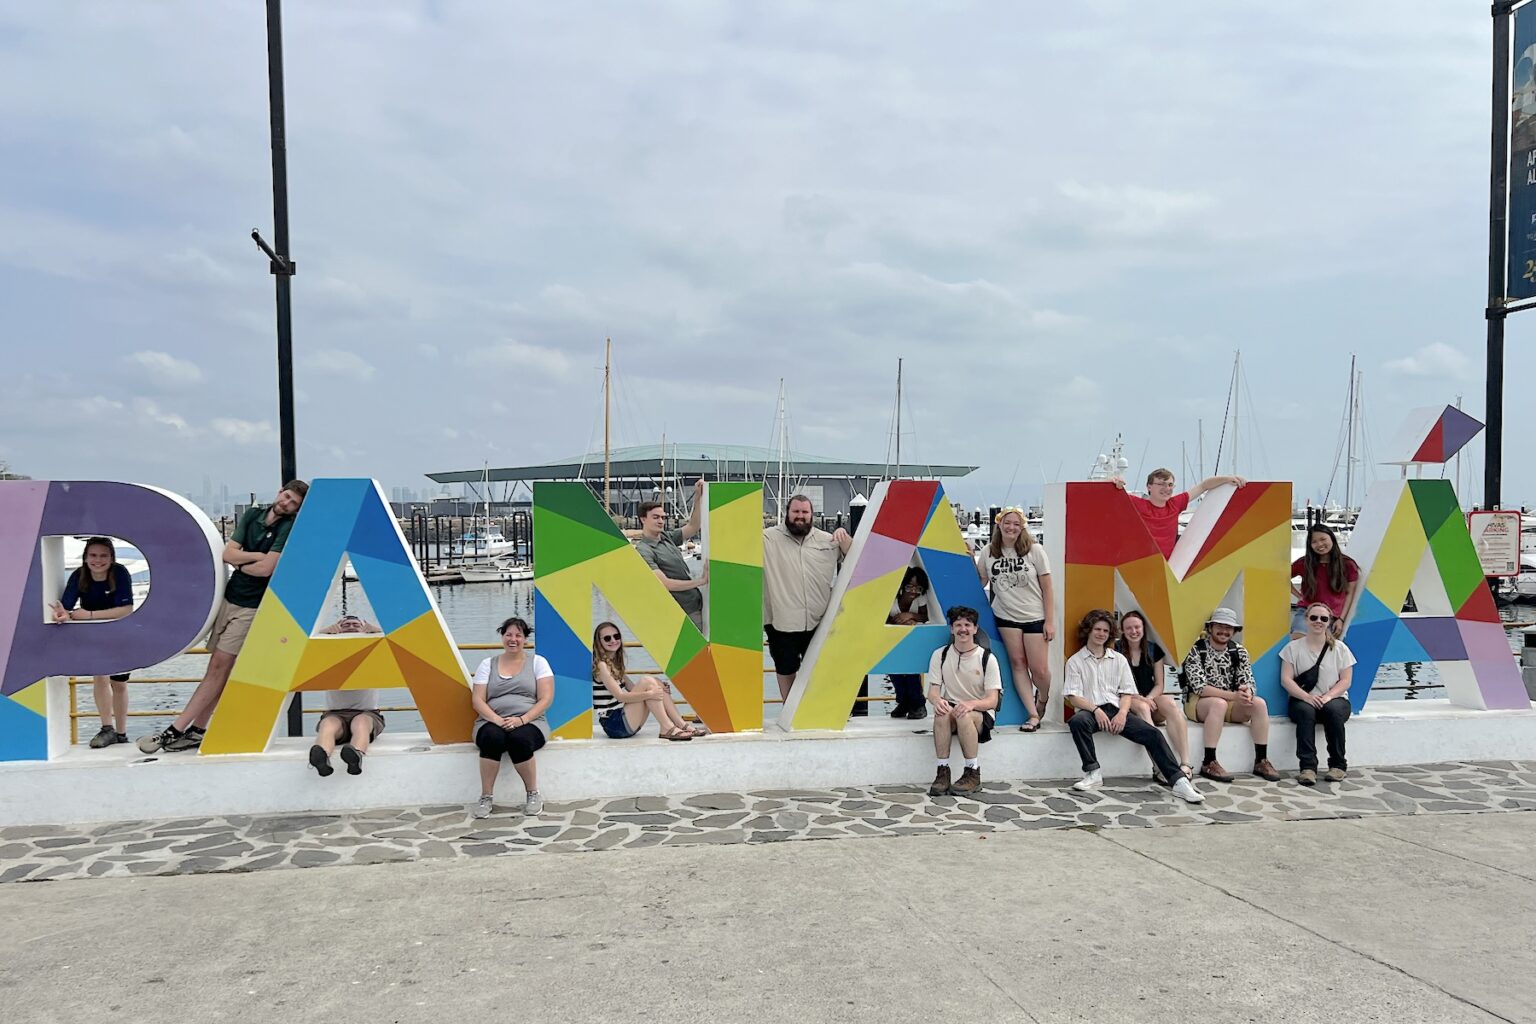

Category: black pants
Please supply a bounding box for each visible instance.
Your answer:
[850,676,870,716]
[890,674,924,714]
[1068,704,1181,782]
[1288,696,1350,771]
[475,722,546,764]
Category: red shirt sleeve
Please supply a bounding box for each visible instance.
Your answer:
[1290,557,1304,576]
[1344,557,1360,582]
[1170,492,1191,514]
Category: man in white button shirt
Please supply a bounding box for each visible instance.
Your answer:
[1064,609,1204,803]
[925,606,1002,797]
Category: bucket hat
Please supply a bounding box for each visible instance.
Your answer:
[1206,607,1242,630]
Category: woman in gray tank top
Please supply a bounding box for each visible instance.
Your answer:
[470,616,554,819]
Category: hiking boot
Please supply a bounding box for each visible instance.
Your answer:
[906,706,927,720]
[950,767,981,795]
[928,765,952,796]
[308,744,334,777]
[1324,767,1348,783]
[88,725,120,749]
[1200,760,1234,783]
[340,745,363,776]
[164,726,205,752]
[472,794,494,819]
[1072,769,1103,792]
[137,726,181,754]
[1171,777,1205,804]
[1297,768,1317,787]
[523,791,544,816]
[1252,759,1281,782]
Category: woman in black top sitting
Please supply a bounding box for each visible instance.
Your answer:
[1115,609,1191,781]
[51,537,135,748]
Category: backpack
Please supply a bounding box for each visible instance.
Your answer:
[938,643,997,742]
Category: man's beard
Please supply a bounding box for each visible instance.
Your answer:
[785,518,812,537]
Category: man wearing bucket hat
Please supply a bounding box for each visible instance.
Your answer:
[1179,607,1280,783]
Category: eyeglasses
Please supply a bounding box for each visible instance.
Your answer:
[1307,614,1332,623]
[600,633,621,642]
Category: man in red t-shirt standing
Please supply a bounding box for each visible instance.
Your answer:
[1112,468,1247,559]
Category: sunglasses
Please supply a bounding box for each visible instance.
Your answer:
[1307,614,1332,623]
[600,633,622,642]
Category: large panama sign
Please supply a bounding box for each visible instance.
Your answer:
[0,407,1526,761]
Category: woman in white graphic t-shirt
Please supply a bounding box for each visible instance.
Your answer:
[975,507,1055,732]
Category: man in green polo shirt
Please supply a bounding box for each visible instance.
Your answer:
[138,480,309,753]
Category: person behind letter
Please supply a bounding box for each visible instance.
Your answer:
[626,480,707,630]
[974,506,1054,730]
[924,606,1000,797]
[1290,524,1360,638]
[591,620,704,740]
[1180,607,1280,783]
[139,481,309,754]
[1280,602,1356,786]
[308,615,386,777]
[471,617,553,819]
[1112,468,1246,559]
[887,565,933,719]
[1115,609,1192,782]
[51,537,135,747]
[763,494,852,700]
[1065,609,1204,802]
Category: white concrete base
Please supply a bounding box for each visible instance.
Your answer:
[3,700,1535,826]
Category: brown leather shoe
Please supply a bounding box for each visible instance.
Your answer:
[950,766,981,795]
[1323,767,1348,782]
[1252,759,1281,782]
[1200,760,1234,783]
[928,765,952,796]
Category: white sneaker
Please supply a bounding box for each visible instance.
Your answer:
[523,790,544,816]
[472,794,494,819]
[1072,770,1103,792]
[1172,777,1205,804]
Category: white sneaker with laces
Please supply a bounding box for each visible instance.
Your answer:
[1072,770,1103,792]
[1172,777,1205,804]
[472,794,494,819]
[523,790,544,816]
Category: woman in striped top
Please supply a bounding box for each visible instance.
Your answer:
[591,621,703,741]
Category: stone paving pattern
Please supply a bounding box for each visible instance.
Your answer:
[2,760,1534,884]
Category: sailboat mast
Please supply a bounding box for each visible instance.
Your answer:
[1232,352,1241,476]
[1198,419,1205,479]
[1344,354,1357,509]
[776,378,787,514]
[603,337,612,515]
[894,357,903,479]
[660,430,667,519]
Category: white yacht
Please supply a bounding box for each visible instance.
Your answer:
[452,524,517,559]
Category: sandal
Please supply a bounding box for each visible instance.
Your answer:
[660,728,693,742]
[1019,721,1040,733]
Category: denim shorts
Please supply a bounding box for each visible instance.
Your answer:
[599,706,636,739]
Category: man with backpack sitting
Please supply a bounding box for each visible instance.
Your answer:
[925,606,1001,797]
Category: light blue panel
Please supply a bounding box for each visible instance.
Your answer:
[534,589,594,735]
[0,695,47,762]
[269,479,371,629]
[1251,634,1287,712]
[1380,618,1431,664]
[349,552,430,632]
[870,624,951,672]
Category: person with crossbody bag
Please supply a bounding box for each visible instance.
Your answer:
[1279,602,1357,786]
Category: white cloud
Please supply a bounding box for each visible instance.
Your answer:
[458,339,572,379]
[126,350,204,389]
[302,349,377,380]
[131,398,190,433]
[210,418,276,445]
[1384,342,1472,380]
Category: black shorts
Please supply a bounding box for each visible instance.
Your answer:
[994,618,1044,634]
[108,673,130,683]
[765,626,816,676]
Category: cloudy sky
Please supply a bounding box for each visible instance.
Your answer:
[2,1,1529,510]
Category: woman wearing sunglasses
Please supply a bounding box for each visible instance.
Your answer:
[975,506,1054,731]
[591,621,703,741]
[1279,602,1356,786]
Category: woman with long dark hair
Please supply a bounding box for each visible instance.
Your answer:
[51,537,135,747]
[975,507,1054,731]
[1291,524,1360,638]
[591,621,702,740]
[1115,609,1191,780]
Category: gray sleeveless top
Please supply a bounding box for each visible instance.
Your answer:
[473,654,551,739]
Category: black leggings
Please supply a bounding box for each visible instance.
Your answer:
[475,722,546,764]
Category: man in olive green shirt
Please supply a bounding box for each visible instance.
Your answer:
[626,479,707,629]
[138,480,308,753]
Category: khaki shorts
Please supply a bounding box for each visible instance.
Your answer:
[320,708,385,743]
[1185,694,1242,723]
[208,602,258,656]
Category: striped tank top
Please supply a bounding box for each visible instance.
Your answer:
[592,661,622,714]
